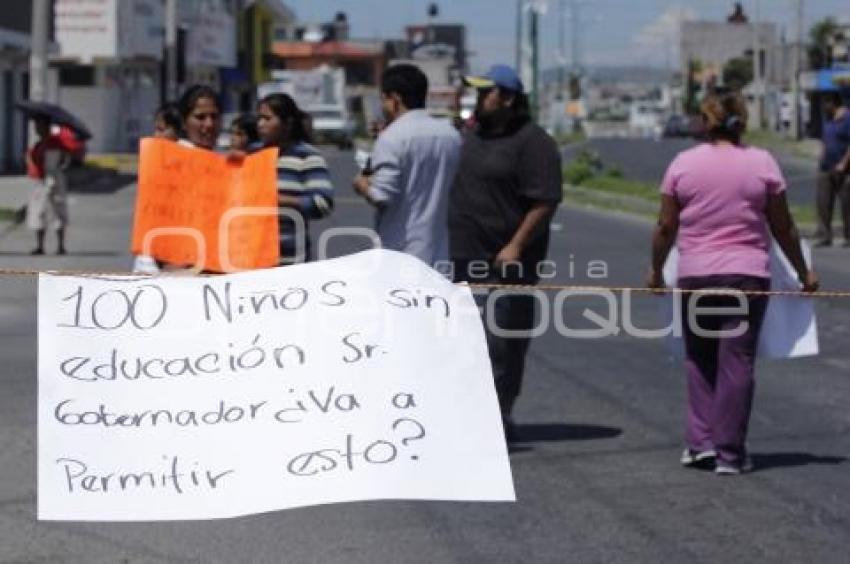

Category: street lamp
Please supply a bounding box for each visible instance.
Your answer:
[790,0,804,139]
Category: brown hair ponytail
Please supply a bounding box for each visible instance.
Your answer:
[700,88,748,144]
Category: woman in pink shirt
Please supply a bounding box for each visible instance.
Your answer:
[648,89,819,475]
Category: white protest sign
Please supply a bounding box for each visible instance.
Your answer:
[660,240,818,359]
[38,250,515,521]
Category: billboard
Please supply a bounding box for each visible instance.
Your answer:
[186,8,237,68]
[55,0,163,63]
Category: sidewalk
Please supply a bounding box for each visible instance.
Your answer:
[0,176,32,218]
[0,163,137,216]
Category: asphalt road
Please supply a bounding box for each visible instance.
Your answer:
[0,148,848,563]
[563,137,820,207]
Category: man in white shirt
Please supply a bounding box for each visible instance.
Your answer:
[353,64,461,266]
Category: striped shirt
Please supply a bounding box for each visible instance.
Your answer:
[276,142,334,263]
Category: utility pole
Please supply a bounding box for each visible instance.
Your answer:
[571,0,580,74]
[30,0,49,104]
[790,0,803,139]
[751,0,763,130]
[515,0,523,71]
[518,2,533,104]
[165,0,178,101]
[530,5,539,119]
[558,0,566,99]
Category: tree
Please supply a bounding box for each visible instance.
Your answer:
[684,59,703,115]
[722,57,753,91]
[808,18,841,70]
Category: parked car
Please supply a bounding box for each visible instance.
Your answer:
[308,105,355,149]
[662,114,697,138]
[629,103,663,138]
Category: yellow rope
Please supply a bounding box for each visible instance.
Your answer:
[0,268,845,298]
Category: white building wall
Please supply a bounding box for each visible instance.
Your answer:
[58,63,160,153]
[53,0,163,153]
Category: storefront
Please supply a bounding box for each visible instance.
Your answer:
[52,0,165,153]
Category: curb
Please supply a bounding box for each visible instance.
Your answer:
[84,154,139,175]
[563,184,657,218]
[564,183,818,234]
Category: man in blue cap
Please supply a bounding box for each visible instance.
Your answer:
[450,64,563,440]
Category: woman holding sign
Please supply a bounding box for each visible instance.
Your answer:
[133,86,224,274]
[256,94,334,264]
[647,88,819,475]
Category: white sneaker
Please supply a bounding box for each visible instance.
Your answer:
[715,456,753,475]
[132,254,160,274]
[680,448,716,468]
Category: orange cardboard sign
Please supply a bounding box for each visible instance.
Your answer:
[131,138,279,272]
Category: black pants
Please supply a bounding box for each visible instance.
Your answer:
[454,261,537,417]
[816,171,850,242]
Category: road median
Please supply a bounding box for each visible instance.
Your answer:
[562,147,817,232]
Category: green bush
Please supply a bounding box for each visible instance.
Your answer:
[564,160,595,185]
[563,148,605,185]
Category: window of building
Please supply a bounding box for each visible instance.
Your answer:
[59,66,95,87]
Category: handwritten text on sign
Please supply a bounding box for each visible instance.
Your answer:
[131,138,280,272]
[38,250,515,521]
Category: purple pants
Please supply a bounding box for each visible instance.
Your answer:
[679,275,769,465]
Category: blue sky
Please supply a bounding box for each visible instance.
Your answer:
[286,0,849,71]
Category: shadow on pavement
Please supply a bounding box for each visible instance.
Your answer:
[513,423,622,443]
[0,250,120,257]
[752,452,847,471]
[68,166,136,194]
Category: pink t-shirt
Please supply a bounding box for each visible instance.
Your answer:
[661,143,786,279]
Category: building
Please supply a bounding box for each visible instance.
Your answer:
[52,0,165,153]
[49,0,293,150]
[0,3,49,172]
[678,4,784,128]
[680,20,780,89]
[176,0,239,92]
[226,0,294,112]
[272,40,386,87]
[404,24,466,74]
[273,10,386,88]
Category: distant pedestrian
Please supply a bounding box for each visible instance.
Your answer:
[352,63,461,266]
[256,93,333,264]
[229,114,261,153]
[153,102,182,141]
[450,64,562,439]
[814,92,850,247]
[648,89,819,475]
[26,116,71,255]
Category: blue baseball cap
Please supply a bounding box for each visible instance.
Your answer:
[465,64,524,93]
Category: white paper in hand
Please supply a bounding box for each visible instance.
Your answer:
[659,240,818,359]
